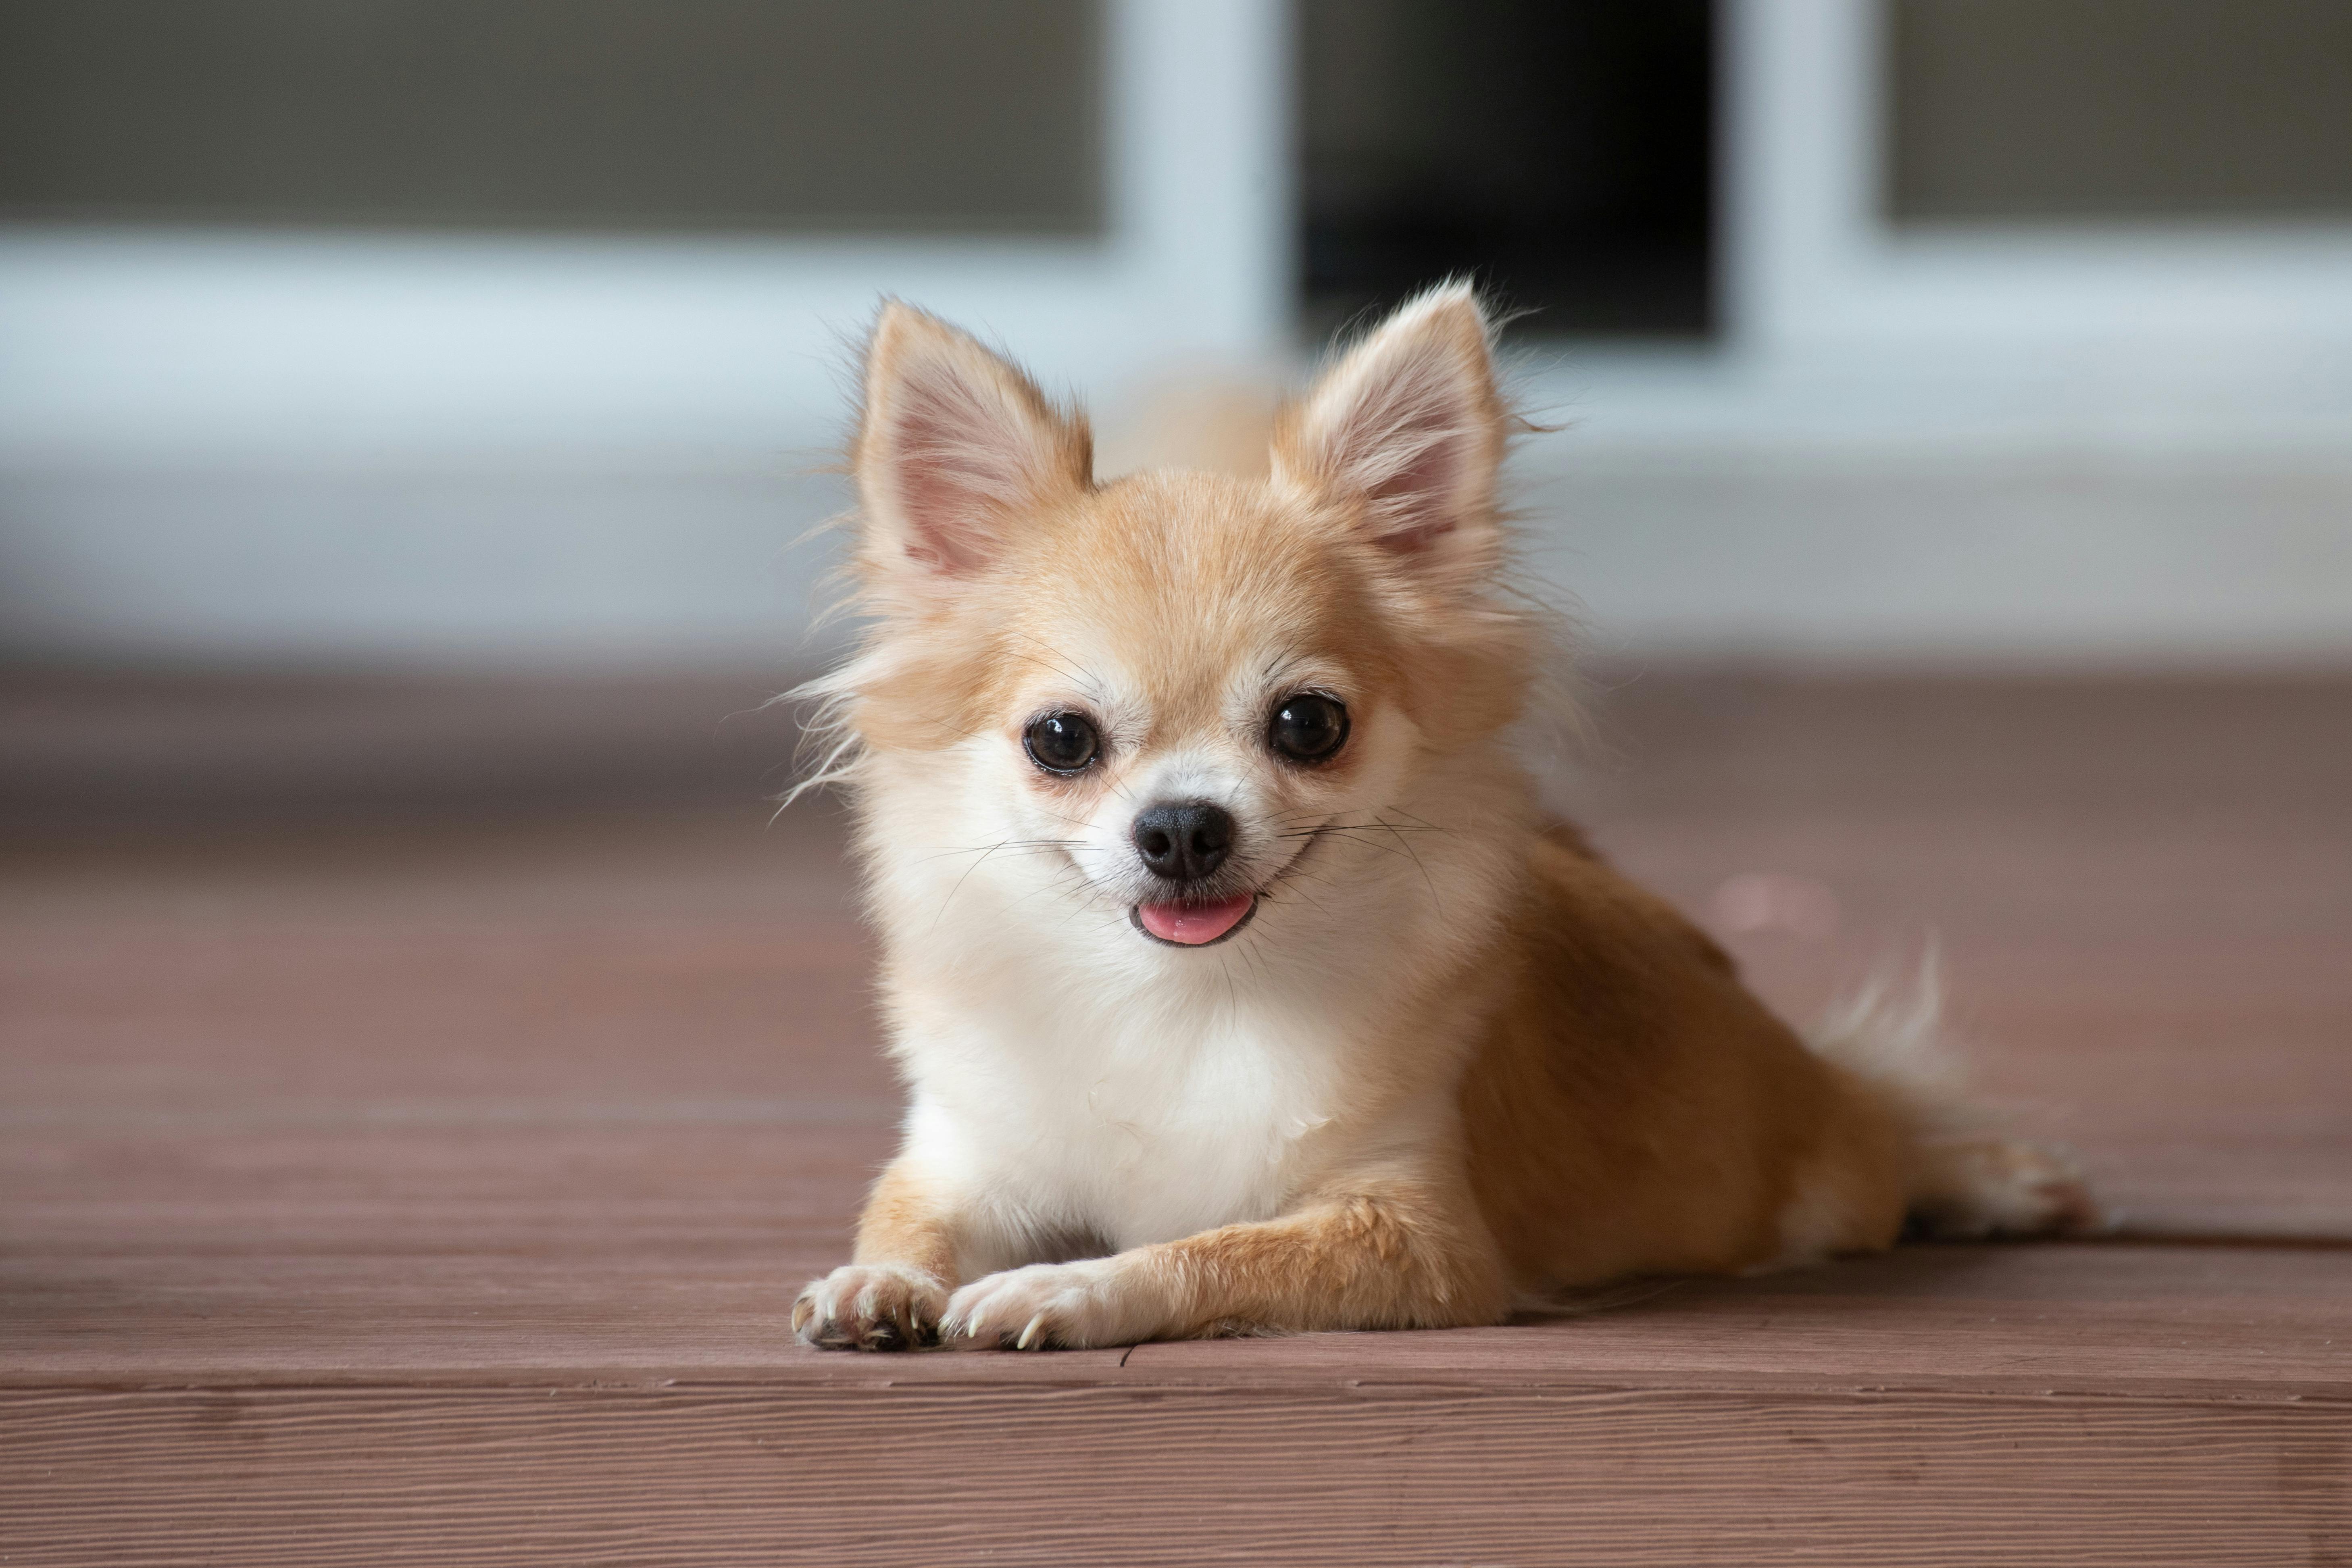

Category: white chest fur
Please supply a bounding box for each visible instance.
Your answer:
[898,981,1346,1255]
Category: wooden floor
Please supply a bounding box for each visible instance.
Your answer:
[3,671,2348,1565]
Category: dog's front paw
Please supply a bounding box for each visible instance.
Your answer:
[942,1259,1162,1351]
[793,1263,948,1351]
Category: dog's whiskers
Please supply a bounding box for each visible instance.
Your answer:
[914,838,1092,865]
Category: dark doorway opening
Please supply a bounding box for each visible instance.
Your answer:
[1298,0,1716,342]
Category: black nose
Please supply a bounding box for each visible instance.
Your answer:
[1132,802,1235,884]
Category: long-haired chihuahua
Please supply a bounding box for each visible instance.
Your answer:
[790,285,2095,1352]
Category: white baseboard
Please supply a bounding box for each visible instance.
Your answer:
[1525,448,2352,666]
[0,466,850,670]
[5,447,2350,669]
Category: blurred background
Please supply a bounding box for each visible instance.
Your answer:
[6,3,2352,1415]
[3,0,2350,822]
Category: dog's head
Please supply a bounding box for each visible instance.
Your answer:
[823,285,1536,965]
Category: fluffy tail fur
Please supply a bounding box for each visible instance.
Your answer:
[1808,953,2103,1239]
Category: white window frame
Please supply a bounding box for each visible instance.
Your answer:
[1724,0,2352,433]
[0,0,1292,469]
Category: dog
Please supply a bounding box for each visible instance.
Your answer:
[790,284,2095,1352]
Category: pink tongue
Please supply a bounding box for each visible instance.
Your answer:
[1137,893,1255,946]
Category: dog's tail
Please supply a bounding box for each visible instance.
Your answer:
[1807,951,2103,1238]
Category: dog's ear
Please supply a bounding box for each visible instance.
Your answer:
[854,302,1092,579]
[1272,282,1509,578]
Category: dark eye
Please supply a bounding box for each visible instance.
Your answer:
[1269,693,1349,763]
[1023,711,1100,774]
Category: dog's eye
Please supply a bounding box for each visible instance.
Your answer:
[1023,712,1100,775]
[1268,693,1349,763]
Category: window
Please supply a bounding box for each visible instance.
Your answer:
[0,0,1102,234]
[1886,0,2352,224]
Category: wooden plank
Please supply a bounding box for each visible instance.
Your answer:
[2,1242,2347,1398]
[4,1118,2347,1393]
[8,779,2345,1260]
[4,1379,2346,1567]
[0,669,807,832]
[3,673,2350,1562]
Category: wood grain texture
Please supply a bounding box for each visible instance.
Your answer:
[2,673,2348,1563]
[4,1382,2346,1567]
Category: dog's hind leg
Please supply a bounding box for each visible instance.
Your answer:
[1902,1133,2102,1239]
[1808,956,2104,1242]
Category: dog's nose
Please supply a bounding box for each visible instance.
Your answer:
[1132,802,1234,884]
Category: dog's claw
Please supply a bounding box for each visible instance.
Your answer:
[793,1264,947,1353]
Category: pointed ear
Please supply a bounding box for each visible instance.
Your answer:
[1271,283,1510,575]
[853,302,1092,579]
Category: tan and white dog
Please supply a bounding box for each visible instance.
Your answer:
[790,285,2094,1353]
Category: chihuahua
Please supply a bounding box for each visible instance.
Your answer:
[791,285,2094,1352]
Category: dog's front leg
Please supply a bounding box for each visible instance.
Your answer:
[941,1179,1509,1351]
[792,1158,965,1351]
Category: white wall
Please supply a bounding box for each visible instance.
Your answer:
[0,0,1292,668]
[4,0,2350,671]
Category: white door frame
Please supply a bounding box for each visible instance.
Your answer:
[0,0,1294,470]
